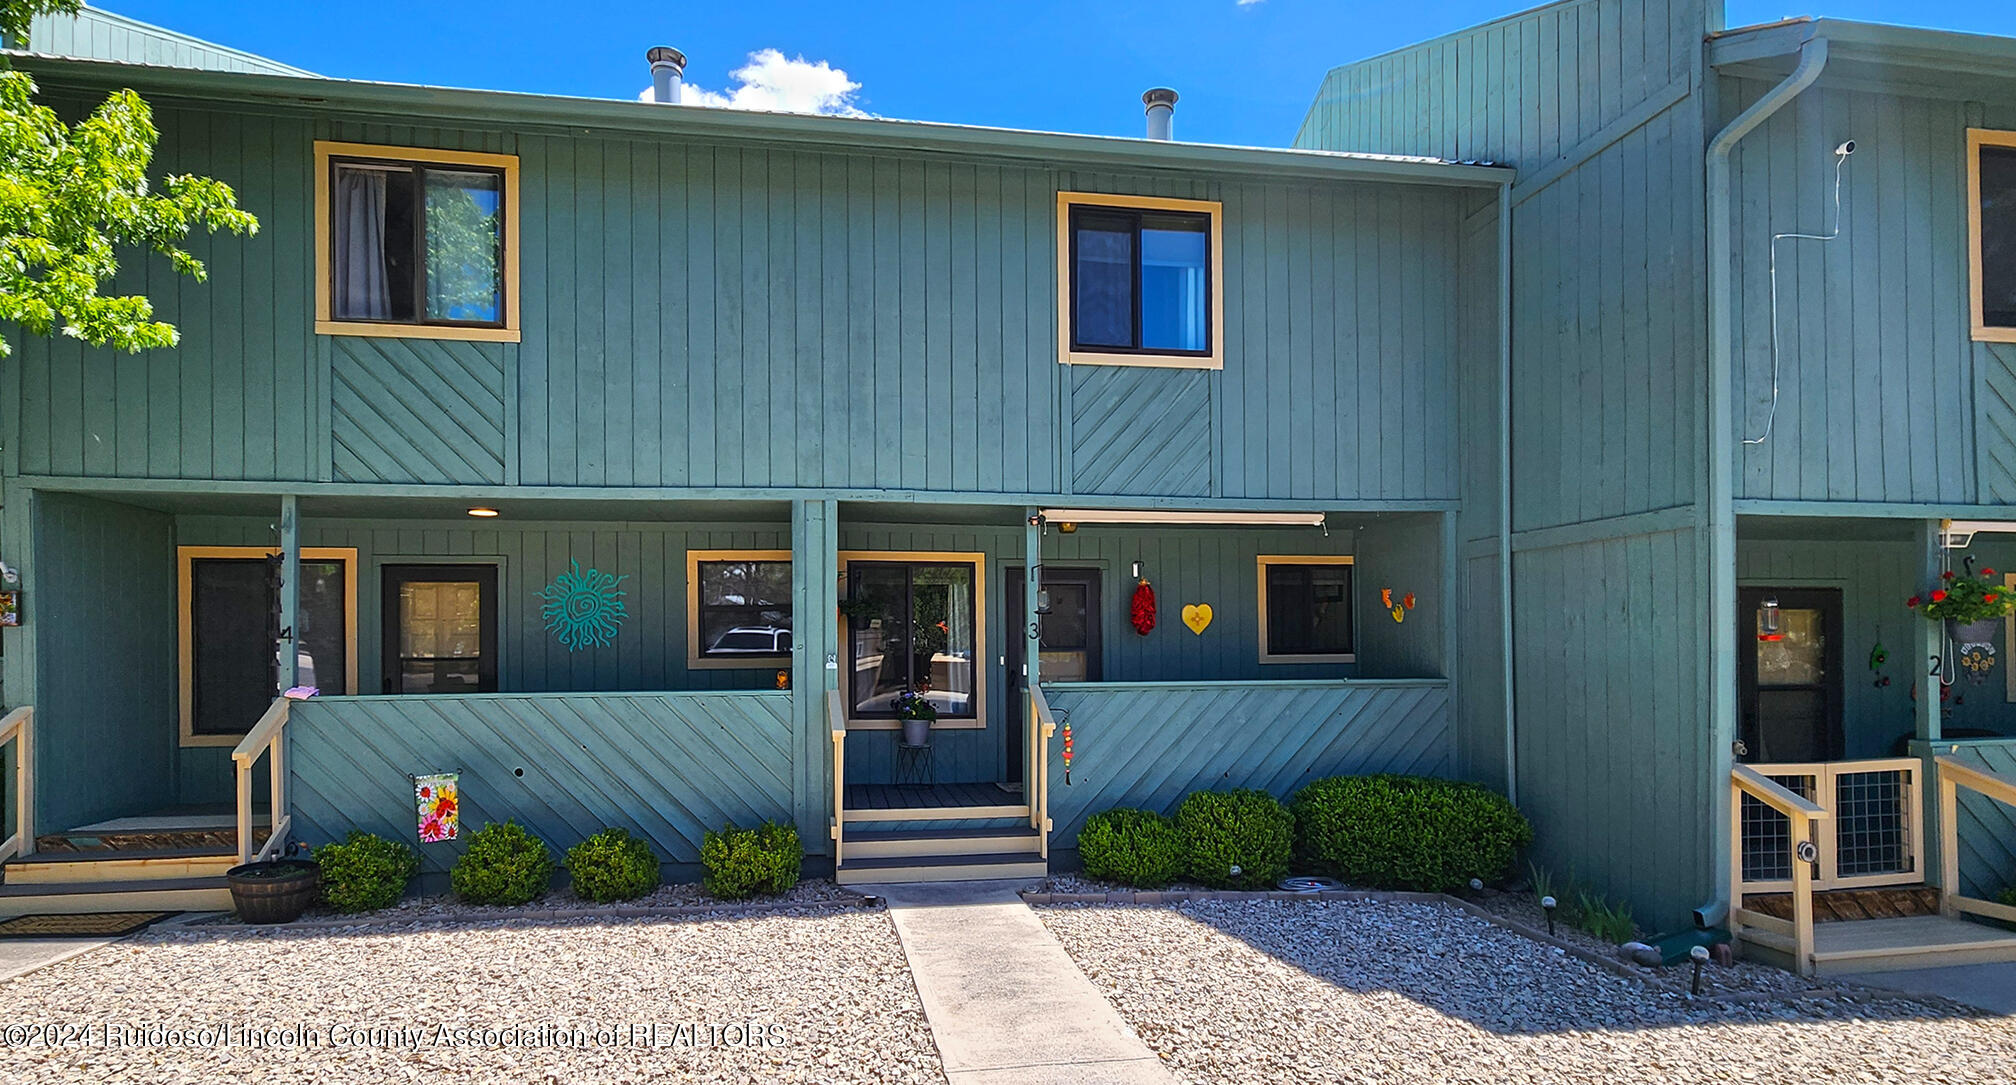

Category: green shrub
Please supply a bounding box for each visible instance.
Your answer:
[1291,774,1532,892]
[1079,808,1184,888]
[2000,886,2016,908]
[701,820,802,900]
[1574,889,1637,944]
[450,821,554,905]
[565,827,662,903]
[314,831,418,913]
[1173,789,1292,889]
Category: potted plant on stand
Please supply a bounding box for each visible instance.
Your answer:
[1908,562,2016,646]
[893,688,938,747]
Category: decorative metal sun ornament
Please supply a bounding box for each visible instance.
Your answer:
[538,559,629,651]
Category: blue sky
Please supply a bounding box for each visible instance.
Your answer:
[99,1,2016,145]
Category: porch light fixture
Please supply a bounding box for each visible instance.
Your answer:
[1038,508,1326,528]
[467,507,500,518]
[1758,597,1782,640]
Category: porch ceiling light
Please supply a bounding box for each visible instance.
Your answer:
[1038,508,1326,528]
[467,507,501,518]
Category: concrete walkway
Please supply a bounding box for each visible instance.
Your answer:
[1836,962,2016,1015]
[0,937,114,984]
[870,880,1174,1085]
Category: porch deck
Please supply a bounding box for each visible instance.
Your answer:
[842,783,1029,823]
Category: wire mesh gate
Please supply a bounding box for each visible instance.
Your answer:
[1737,758,1923,892]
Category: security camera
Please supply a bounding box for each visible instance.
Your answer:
[1835,140,1856,156]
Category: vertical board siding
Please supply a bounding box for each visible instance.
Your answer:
[1297,0,1704,528]
[1043,680,1452,848]
[1726,83,1979,504]
[330,338,507,484]
[1297,0,1713,928]
[1512,526,1708,932]
[16,9,313,74]
[32,494,179,831]
[14,104,320,483]
[289,692,799,869]
[11,84,1472,507]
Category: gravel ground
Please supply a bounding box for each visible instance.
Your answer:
[0,907,942,1085]
[1039,898,2016,1084]
[201,877,864,927]
[1464,888,1825,997]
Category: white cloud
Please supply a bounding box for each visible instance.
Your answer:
[640,48,867,117]
[1237,0,1265,6]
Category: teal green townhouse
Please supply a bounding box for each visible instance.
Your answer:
[2,0,2015,975]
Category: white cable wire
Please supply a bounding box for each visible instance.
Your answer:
[1745,150,1851,446]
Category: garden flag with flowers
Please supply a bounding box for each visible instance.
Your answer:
[415,774,460,842]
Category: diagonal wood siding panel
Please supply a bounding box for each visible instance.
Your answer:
[1043,680,1451,848]
[1936,741,2016,900]
[289,692,798,872]
[1070,367,1212,497]
[1978,344,2016,504]
[331,337,507,484]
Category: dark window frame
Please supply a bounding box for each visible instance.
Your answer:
[1258,558,1357,662]
[1066,202,1214,358]
[328,155,509,330]
[846,560,980,721]
[693,558,794,664]
[381,563,500,695]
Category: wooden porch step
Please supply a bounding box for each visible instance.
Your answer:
[836,851,1048,886]
[0,876,232,916]
[1807,915,2016,975]
[846,827,1043,860]
[4,850,239,886]
[842,803,1030,824]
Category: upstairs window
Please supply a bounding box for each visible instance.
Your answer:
[315,142,520,342]
[1257,556,1356,663]
[1058,192,1222,368]
[1972,129,2016,342]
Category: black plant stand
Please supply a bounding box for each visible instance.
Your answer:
[894,741,935,785]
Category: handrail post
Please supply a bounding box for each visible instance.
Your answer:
[1939,769,1960,917]
[1791,816,1815,976]
[10,708,32,859]
[828,691,845,869]
[235,756,254,866]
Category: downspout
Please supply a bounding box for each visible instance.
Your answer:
[1497,177,1517,806]
[1705,34,1828,909]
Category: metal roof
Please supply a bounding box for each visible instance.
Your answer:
[1710,17,2016,101]
[5,52,1511,189]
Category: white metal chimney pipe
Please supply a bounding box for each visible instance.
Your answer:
[648,46,687,104]
[1142,88,1177,140]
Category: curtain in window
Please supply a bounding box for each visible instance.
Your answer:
[333,168,391,319]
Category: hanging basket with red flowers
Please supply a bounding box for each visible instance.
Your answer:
[1908,564,2014,642]
[1129,578,1157,636]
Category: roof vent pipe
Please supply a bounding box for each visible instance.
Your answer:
[648,46,687,104]
[1143,88,1177,140]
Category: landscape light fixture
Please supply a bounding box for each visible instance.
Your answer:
[1541,895,1558,937]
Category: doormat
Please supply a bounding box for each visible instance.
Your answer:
[0,912,176,939]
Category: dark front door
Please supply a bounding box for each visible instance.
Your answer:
[382,564,498,694]
[1005,567,1102,782]
[1737,587,1844,763]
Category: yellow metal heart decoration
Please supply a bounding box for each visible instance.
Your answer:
[1181,603,1213,634]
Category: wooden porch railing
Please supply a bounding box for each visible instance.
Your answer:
[232,697,291,865]
[1730,763,1830,976]
[0,706,32,863]
[1934,755,2016,926]
[829,690,847,868]
[1028,682,1057,859]
[1736,758,1923,893]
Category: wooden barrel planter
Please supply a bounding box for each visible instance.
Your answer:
[227,859,321,924]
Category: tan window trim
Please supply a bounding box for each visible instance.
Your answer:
[1256,554,1358,665]
[1969,128,2016,344]
[837,551,988,731]
[178,546,360,747]
[1056,191,1224,369]
[687,549,794,670]
[313,141,522,343]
